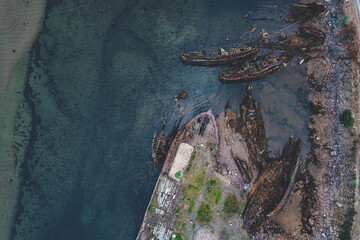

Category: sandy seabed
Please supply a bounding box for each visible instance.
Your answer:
[0,1,45,239]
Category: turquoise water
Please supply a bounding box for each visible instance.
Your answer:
[12,0,308,239]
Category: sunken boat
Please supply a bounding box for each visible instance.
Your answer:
[242,137,301,233]
[219,56,282,83]
[224,87,302,234]
[288,2,326,22]
[180,46,259,66]
[296,26,325,42]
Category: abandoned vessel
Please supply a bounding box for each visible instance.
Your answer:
[288,2,326,22]
[180,46,259,66]
[296,26,326,42]
[219,56,282,83]
[242,137,301,232]
[137,110,221,240]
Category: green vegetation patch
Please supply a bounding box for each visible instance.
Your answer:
[197,202,212,224]
[205,178,222,205]
[340,109,354,127]
[338,208,357,240]
[337,14,348,25]
[148,204,154,212]
[195,171,206,185]
[175,171,182,179]
[188,198,195,213]
[186,164,192,172]
[191,151,196,161]
[174,153,207,231]
[223,194,240,216]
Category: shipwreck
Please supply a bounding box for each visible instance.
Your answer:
[180,46,259,66]
[219,56,282,83]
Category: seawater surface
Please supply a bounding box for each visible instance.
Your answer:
[12,0,309,239]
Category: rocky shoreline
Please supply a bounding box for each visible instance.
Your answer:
[301,0,358,239]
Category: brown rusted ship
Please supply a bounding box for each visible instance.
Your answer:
[296,26,325,42]
[180,46,259,66]
[138,109,219,240]
[288,2,326,22]
[219,56,282,83]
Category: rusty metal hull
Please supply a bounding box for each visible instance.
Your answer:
[137,109,220,240]
[219,65,281,83]
[180,48,259,66]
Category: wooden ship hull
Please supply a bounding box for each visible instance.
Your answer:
[242,137,301,233]
[219,57,282,83]
[137,109,219,240]
[289,3,326,22]
[180,47,259,66]
[267,156,302,217]
[296,26,325,42]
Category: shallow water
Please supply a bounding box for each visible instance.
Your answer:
[12,0,309,239]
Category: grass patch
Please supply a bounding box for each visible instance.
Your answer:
[337,14,348,25]
[188,198,195,213]
[206,178,222,205]
[196,171,206,185]
[215,191,221,204]
[340,109,354,127]
[191,151,196,161]
[175,171,182,179]
[197,202,212,224]
[338,208,357,240]
[148,204,154,212]
[223,194,240,216]
[208,179,216,185]
[186,164,192,172]
[188,184,199,191]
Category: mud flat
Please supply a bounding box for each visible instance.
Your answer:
[0,1,46,240]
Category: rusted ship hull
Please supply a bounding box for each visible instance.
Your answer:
[219,64,281,83]
[137,109,219,240]
[161,109,219,173]
[296,26,325,41]
[268,156,302,217]
[242,137,301,233]
[180,48,259,66]
[289,3,326,22]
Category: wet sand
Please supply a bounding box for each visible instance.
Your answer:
[0,0,46,239]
